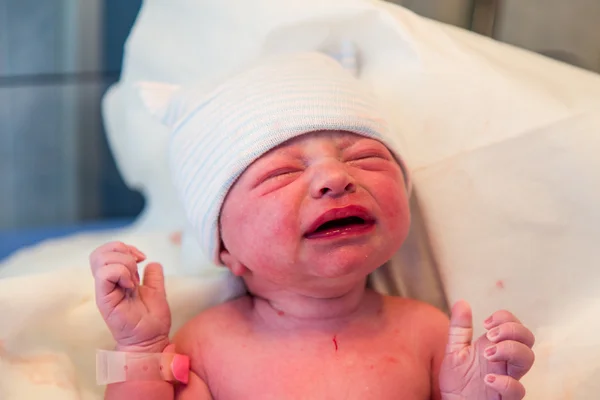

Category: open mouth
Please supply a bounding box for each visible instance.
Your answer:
[305,206,375,239]
[313,216,367,232]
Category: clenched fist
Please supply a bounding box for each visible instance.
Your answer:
[90,241,171,352]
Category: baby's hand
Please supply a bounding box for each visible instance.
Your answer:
[90,241,172,352]
[439,301,535,400]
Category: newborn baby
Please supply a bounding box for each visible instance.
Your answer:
[90,53,535,399]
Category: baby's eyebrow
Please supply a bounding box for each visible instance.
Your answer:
[342,137,383,151]
[268,146,305,161]
[337,136,357,150]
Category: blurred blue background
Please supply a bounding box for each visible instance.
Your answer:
[0,0,143,257]
[0,0,598,259]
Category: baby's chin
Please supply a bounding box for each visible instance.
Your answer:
[305,247,389,281]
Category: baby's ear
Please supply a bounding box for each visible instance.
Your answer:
[219,249,249,277]
[135,81,181,126]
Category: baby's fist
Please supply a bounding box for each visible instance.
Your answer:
[90,241,171,352]
[439,301,535,400]
[481,309,535,396]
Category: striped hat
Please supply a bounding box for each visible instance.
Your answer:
[139,52,409,264]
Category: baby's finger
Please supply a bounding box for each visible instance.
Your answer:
[484,374,526,399]
[142,262,166,294]
[90,241,145,268]
[126,245,146,262]
[91,252,140,283]
[94,263,136,297]
[90,241,131,261]
[486,322,535,348]
[484,340,535,380]
[446,300,474,354]
[483,309,522,330]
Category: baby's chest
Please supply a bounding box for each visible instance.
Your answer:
[203,340,432,400]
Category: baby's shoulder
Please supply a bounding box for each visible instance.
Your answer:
[172,295,253,349]
[380,295,450,355]
[171,295,253,380]
[382,295,449,330]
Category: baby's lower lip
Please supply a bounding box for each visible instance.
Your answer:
[304,221,375,240]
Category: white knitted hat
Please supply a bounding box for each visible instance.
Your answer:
[138,52,409,264]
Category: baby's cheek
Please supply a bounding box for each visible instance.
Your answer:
[258,209,297,248]
[382,186,410,233]
[253,203,298,251]
[221,202,255,251]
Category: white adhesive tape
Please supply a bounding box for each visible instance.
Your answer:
[96,349,189,385]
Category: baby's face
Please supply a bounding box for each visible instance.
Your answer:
[219,131,410,295]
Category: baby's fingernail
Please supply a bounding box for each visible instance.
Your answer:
[487,327,500,340]
[484,315,493,325]
[485,345,497,358]
[129,247,146,260]
[485,374,496,383]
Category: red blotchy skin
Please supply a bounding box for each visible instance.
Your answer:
[496,280,505,289]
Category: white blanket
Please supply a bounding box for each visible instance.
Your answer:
[0,230,244,399]
[0,265,243,399]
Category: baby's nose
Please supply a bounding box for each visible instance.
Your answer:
[309,162,356,199]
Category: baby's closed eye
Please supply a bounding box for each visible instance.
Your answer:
[346,152,394,170]
[263,167,303,181]
[251,165,304,191]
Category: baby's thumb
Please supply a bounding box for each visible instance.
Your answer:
[142,262,166,293]
[446,300,474,353]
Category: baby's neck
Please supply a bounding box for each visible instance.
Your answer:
[250,281,377,327]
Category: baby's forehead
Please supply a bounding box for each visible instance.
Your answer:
[262,130,385,157]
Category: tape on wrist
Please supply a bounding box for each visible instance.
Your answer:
[96,349,190,385]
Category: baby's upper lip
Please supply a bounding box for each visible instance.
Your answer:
[305,205,375,236]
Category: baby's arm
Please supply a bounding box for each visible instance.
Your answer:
[172,319,213,399]
[430,321,449,400]
[175,372,212,399]
[105,378,174,399]
[103,337,212,400]
[103,342,175,400]
[89,241,212,399]
[420,305,450,400]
